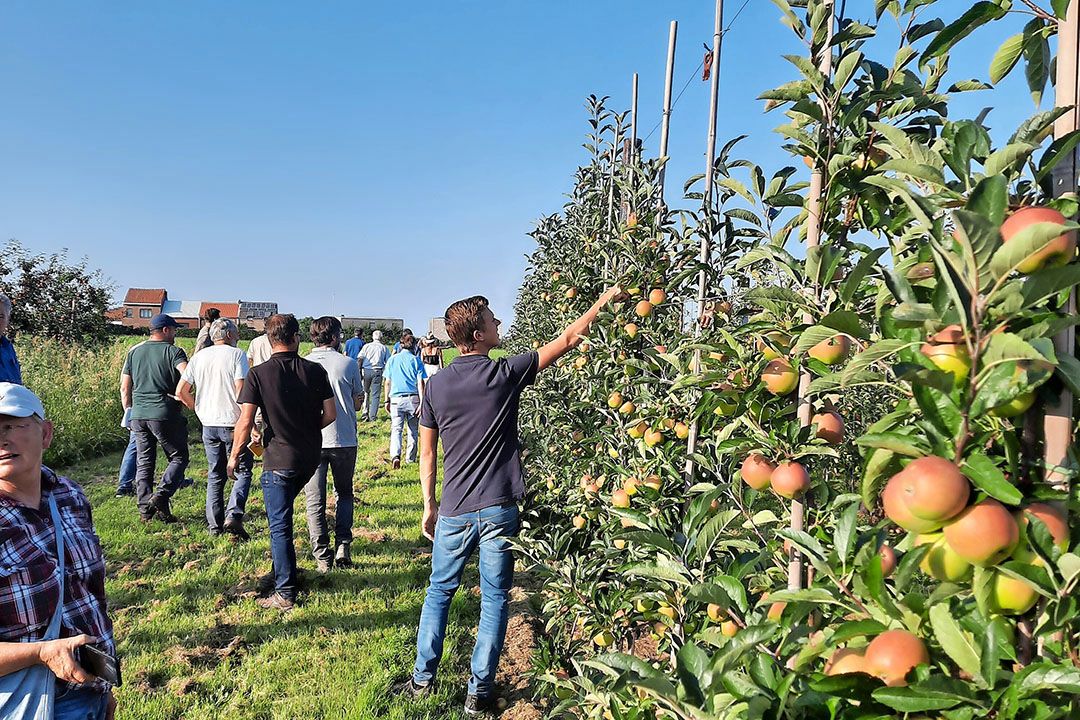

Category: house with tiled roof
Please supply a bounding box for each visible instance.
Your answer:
[199,302,241,322]
[119,288,176,328]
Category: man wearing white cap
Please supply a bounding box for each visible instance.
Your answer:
[0,383,117,719]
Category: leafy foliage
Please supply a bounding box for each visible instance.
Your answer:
[509,1,1080,718]
[0,239,113,343]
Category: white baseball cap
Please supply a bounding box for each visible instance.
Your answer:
[0,383,46,420]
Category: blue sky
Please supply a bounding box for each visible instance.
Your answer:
[0,2,1043,332]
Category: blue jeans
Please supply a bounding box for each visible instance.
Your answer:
[116,432,137,491]
[413,503,518,698]
[203,426,254,532]
[261,469,304,600]
[54,687,109,720]
[389,395,419,462]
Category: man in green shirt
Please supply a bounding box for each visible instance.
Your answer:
[120,314,190,523]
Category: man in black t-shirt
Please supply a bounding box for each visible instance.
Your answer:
[228,314,335,611]
[407,287,622,714]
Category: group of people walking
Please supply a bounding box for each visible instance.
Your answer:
[0,286,619,717]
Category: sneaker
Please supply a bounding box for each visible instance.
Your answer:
[150,496,178,524]
[115,486,134,498]
[392,457,401,471]
[139,507,156,523]
[255,592,295,611]
[223,517,250,541]
[464,694,499,716]
[334,543,353,568]
[315,558,333,574]
[209,527,223,537]
[178,476,195,490]
[401,678,433,698]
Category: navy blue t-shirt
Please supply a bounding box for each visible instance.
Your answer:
[420,351,539,517]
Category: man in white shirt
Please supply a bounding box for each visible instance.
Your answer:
[303,317,364,570]
[177,319,253,539]
[247,333,273,368]
[358,330,391,422]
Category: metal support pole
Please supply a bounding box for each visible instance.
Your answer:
[683,0,724,485]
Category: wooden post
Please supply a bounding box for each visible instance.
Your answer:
[789,0,835,595]
[622,73,640,225]
[1045,0,1078,506]
[631,72,639,163]
[683,0,724,484]
[1035,0,1079,660]
[657,21,678,195]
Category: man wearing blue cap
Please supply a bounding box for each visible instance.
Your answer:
[120,314,190,523]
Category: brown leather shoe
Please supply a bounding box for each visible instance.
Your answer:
[256,593,295,611]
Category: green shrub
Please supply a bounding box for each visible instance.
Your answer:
[17,336,129,467]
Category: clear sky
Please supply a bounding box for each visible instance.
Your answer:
[0,2,1043,332]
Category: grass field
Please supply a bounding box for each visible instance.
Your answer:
[67,417,532,719]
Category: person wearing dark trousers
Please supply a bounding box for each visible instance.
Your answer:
[228,314,335,611]
[303,317,364,572]
[406,287,622,715]
[120,314,189,524]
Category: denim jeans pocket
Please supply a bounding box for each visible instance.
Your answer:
[485,505,520,537]
[263,469,297,487]
[437,516,473,554]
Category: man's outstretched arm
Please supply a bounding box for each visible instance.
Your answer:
[537,286,624,371]
[419,425,439,541]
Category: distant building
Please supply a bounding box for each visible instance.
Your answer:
[339,316,404,332]
[239,300,278,323]
[429,317,450,342]
[110,289,276,330]
[119,288,181,328]
[161,299,201,327]
[199,302,241,322]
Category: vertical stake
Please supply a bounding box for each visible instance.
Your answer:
[631,72,640,163]
[657,21,678,197]
[789,0,835,597]
[683,0,725,485]
[1034,0,1079,660]
[1044,0,1078,517]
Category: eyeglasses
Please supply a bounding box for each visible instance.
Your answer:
[0,421,35,438]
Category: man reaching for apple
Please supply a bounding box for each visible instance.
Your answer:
[404,286,622,715]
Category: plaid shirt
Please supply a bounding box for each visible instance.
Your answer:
[0,466,115,693]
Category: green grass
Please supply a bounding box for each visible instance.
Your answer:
[68,419,495,719]
[441,348,508,363]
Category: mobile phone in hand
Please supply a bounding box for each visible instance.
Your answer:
[77,645,121,686]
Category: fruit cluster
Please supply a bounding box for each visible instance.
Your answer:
[883,454,1068,615]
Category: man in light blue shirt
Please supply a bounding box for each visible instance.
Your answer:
[382,332,427,469]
